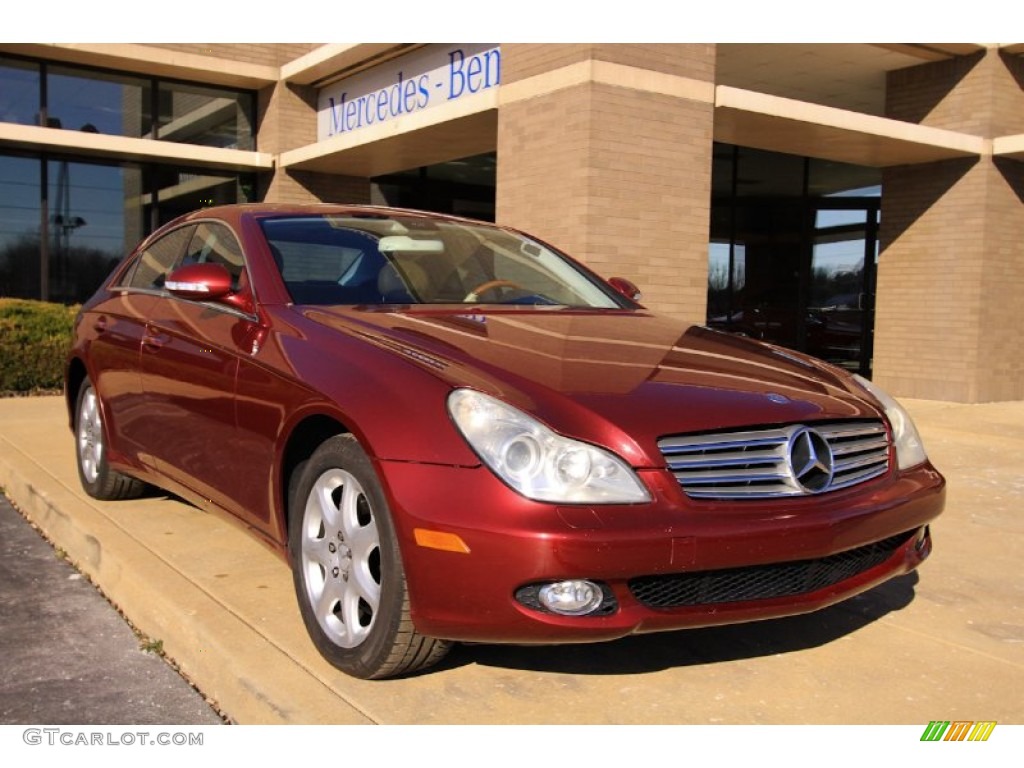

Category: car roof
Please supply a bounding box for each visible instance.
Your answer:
[175,203,499,230]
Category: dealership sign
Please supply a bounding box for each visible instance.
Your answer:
[317,44,500,142]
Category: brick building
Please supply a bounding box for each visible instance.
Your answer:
[1,43,1021,401]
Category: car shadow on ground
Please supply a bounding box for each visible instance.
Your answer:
[436,573,920,676]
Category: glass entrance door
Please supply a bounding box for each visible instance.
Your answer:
[707,145,881,377]
[807,203,878,376]
[707,199,878,378]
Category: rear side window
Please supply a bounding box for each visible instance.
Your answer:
[122,226,193,290]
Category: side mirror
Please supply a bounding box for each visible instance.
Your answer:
[167,262,254,314]
[165,262,234,301]
[608,276,642,303]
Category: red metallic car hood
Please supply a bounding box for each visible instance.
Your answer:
[299,306,881,468]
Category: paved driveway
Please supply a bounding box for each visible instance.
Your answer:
[0,495,222,724]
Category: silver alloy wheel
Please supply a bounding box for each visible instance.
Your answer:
[77,385,103,485]
[300,468,381,649]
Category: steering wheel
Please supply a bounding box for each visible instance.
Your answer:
[464,279,524,302]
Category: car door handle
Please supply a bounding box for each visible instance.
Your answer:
[93,317,108,334]
[141,330,168,351]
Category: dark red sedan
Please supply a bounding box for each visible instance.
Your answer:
[65,204,944,679]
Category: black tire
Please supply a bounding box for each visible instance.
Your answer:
[288,434,450,679]
[74,378,146,501]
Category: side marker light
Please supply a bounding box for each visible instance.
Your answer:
[414,528,471,553]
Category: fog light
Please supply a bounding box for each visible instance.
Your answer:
[538,580,604,616]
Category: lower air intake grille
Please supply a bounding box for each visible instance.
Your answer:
[628,531,914,609]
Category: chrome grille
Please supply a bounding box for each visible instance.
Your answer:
[658,421,890,499]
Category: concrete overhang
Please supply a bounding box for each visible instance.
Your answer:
[280,44,417,86]
[0,44,279,90]
[0,123,273,172]
[873,43,988,61]
[714,85,986,167]
[993,134,1024,161]
[280,89,497,177]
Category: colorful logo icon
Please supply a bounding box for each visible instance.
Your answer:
[921,721,997,742]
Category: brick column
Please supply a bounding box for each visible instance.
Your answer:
[875,49,1024,402]
[496,45,715,322]
[257,80,371,205]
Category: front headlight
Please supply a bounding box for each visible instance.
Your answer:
[852,375,928,470]
[447,389,651,504]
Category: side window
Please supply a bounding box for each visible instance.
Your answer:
[182,222,245,285]
[122,226,194,290]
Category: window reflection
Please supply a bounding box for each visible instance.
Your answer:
[48,66,152,137]
[0,56,258,304]
[0,154,42,297]
[0,57,40,126]
[1,56,254,148]
[708,144,881,376]
[46,160,143,303]
[0,149,256,304]
[809,209,870,371]
[146,166,255,228]
[809,157,882,198]
[157,82,253,150]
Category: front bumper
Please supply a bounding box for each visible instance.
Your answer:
[378,458,945,644]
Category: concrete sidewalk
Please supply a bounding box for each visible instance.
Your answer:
[1,395,1021,724]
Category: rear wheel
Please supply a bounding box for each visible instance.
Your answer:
[288,434,450,679]
[75,378,146,500]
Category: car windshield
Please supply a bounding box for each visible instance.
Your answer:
[259,214,624,308]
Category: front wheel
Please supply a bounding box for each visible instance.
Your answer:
[288,434,450,679]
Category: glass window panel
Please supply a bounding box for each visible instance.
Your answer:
[815,208,868,229]
[809,157,881,198]
[260,215,621,307]
[810,208,870,371]
[147,166,255,228]
[157,82,254,150]
[183,222,245,283]
[706,241,731,320]
[710,144,878,376]
[47,159,143,302]
[423,153,496,186]
[735,147,805,198]
[0,57,40,126]
[724,202,802,348]
[811,212,867,307]
[0,154,42,299]
[711,143,735,197]
[124,225,193,290]
[47,66,152,137]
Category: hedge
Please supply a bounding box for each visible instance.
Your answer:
[0,299,78,395]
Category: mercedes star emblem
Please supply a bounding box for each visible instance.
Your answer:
[788,427,835,493]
